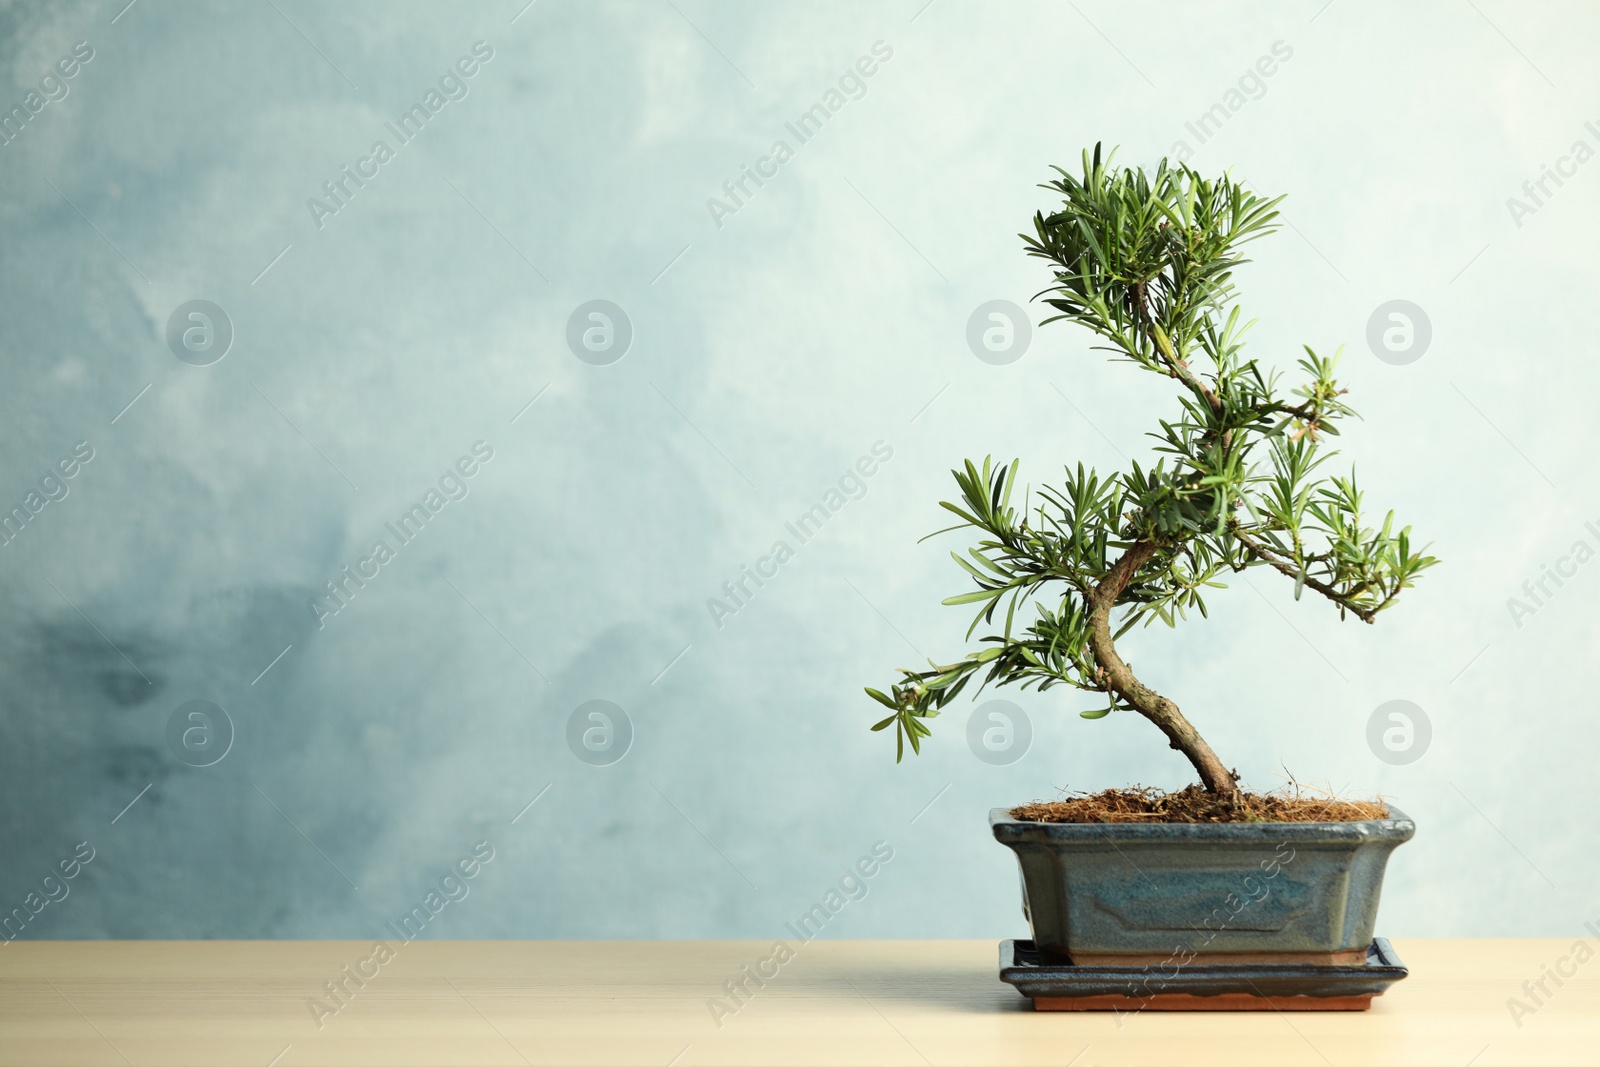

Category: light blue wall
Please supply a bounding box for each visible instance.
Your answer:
[2,0,1595,943]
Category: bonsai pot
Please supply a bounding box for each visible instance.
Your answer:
[991,805,1414,966]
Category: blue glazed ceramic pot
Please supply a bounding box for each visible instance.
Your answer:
[991,805,1414,965]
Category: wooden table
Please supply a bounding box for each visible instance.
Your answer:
[1,939,1594,1065]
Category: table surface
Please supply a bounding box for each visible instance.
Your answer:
[1,939,1595,1066]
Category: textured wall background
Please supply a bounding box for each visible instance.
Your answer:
[1,0,1596,943]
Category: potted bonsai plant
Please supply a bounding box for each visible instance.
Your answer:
[866,146,1437,1009]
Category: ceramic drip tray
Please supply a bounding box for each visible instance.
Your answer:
[998,937,1408,1011]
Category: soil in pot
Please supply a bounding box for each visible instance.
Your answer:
[1011,784,1386,825]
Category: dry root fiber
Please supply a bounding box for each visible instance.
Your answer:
[1011,785,1387,824]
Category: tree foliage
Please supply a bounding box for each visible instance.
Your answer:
[867,146,1437,774]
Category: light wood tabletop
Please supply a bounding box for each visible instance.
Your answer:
[0,939,1594,1066]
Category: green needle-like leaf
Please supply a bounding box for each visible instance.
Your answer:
[865,143,1437,775]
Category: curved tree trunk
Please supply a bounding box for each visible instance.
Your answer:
[1087,541,1239,797]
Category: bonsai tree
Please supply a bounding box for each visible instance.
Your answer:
[866,145,1436,800]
